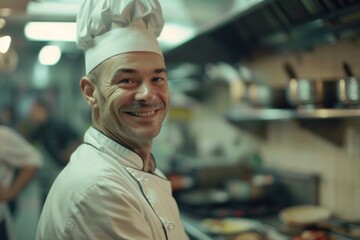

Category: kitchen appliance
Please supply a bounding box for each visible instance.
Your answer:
[279,205,332,227]
[246,83,291,109]
[284,62,324,109]
[337,61,360,107]
[284,62,337,109]
[176,167,320,218]
[238,65,291,109]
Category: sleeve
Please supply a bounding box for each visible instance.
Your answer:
[68,181,156,240]
[0,126,42,167]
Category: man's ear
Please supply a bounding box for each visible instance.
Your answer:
[80,76,98,108]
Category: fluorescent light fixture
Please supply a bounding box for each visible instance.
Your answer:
[0,35,11,53]
[38,45,61,65]
[27,2,80,18]
[24,21,195,51]
[158,23,195,49]
[25,22,76,42]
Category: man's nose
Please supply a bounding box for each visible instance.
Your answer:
[135,82,155,102]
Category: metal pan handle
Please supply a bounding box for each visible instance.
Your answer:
[342,61,354,77]
[284,62,298,80]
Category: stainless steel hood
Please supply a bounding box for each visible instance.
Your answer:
[164,0,360,65]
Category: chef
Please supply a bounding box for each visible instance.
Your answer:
[0,125,42,240]
[35,0,188,239]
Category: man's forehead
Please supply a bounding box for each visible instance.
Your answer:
[103,52,166,72]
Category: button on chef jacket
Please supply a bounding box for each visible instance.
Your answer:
[36,127,188,240]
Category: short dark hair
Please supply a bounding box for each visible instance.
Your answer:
[33,96,51,113]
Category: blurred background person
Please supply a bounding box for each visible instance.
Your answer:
[25,96,82,203]
[0,124,42,240]
[0,104,17,130]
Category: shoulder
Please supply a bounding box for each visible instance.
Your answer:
[66,175,144,224]
[65,147,139,196]
[0,125,28,143]
[0,125,14,136]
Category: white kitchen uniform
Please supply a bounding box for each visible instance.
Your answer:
[36,127,188,240]
[0,126,42,240]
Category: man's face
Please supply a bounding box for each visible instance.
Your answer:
[92,52,169,146]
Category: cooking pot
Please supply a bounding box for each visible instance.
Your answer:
[337,61,360,107]
[284,62,337,109]
[284,62,323,109]
[246,83,292,109]
[237,65,291,109]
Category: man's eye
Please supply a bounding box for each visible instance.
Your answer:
[119,79,133,84]
[153,77,165,83]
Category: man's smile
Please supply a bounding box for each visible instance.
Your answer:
[127,110,157,117]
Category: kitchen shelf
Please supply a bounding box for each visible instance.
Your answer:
[226,108,360,122]
[226,108,360,146]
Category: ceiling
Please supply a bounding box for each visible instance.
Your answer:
[2,0,359,72]
[0,0,262,53]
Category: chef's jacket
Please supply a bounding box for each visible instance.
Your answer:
[36,127,188,240]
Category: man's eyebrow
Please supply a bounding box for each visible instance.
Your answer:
[110,68,136,80]
[111,67,167,80]
[155,68,167,74]
[114,68,137,75]
[113,68,167,75]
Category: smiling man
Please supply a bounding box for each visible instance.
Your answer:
[35,0,188,239]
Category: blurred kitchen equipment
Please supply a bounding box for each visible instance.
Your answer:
[337,61,360,107]
[248,85,292,109]
[247,82,273,108]
[279,205,331,227]
[284,62,324,109]
[178,188,230,207]
[291,229,337,240]
[317,218,360,239]
[239,65,291,109]
[200,217,262,236]
[203,62,248,109]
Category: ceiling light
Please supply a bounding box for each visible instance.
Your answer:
[38,45,61,65]
[0,35,11,53]
[0,18,6,29]
[0,8,12,17]
[158,23,195,50]
[27,2,80,18]
[25,22,76,42]
[24,21,195,51]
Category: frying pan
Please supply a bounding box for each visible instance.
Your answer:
[337,61,360,107]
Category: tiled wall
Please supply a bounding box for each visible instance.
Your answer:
[245,38,360,220]
[261,121,360,220]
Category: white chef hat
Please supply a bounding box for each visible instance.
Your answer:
[76,0,164,74]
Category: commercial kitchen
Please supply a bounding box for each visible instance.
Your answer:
[1,0,360,239]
